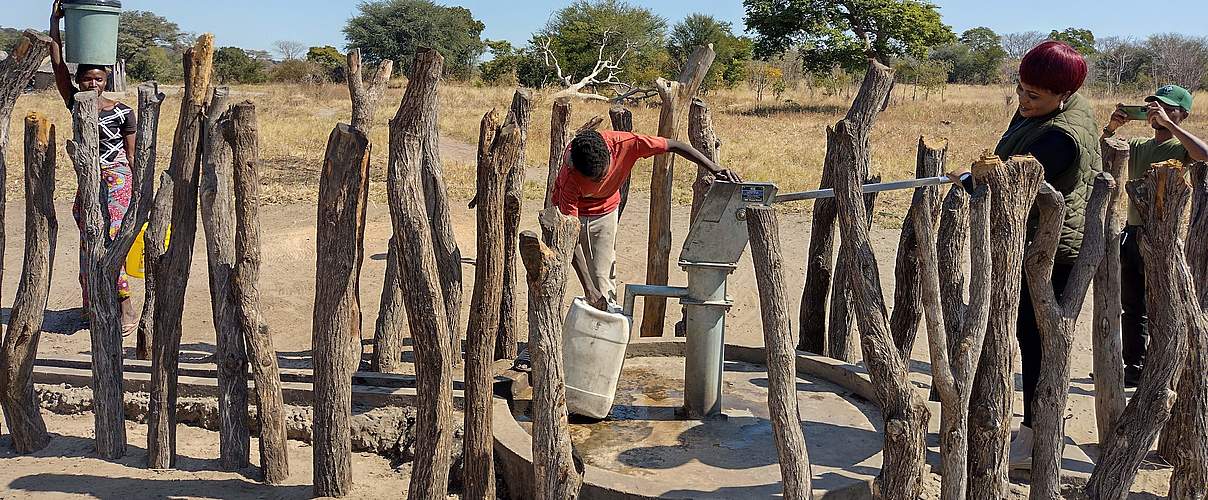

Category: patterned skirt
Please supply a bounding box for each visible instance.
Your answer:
[73,161,134,305]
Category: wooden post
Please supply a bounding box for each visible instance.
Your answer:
[464,109,523,500]
[138,173,171,362]
[640,44,715,338]
[390,48,456,500]
[746,205,814,499]
[1093,138,1129,442]
[522,207,583,500]
[311,123,372,497]
[147,34,214,468]
[798,60,895,353]
[966,155,1044,498]
[346,49,393,134]
[131,82,167,363]
[1160,161,1208,498]
[0,113,57,453]
[610,106,635,219]
[224,101,290,484]
[1023,176,1112,500]
[496,89,533,361]
[0,31,52,320]
[198,86,250,471]
[1087,162,1194,499]
[889,137,946,359]
[827,182,878,361]
[544,100,572,209]
[915,178,991,500]
[687,98,719,224]
[421,94,463,367]
[831,79,930,498]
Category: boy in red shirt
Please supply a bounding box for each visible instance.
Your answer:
[552,130,739,309]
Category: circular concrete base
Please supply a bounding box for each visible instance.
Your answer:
[494,342,897,499]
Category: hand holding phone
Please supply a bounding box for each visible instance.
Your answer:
[1120,105,1149,121]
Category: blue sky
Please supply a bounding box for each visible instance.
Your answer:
[6,1,1207,54]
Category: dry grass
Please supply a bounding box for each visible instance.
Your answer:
[6,80,1206,224]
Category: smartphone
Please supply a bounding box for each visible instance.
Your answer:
[1120,105,1149,121]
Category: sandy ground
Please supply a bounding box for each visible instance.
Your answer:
[0,163,1173,497]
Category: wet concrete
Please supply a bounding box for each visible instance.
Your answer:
[515,357,886,494]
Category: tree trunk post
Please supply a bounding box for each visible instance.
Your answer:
[390,48,456,500]
[224,101,290,484]
[311,123,372,497]
[916,178,992,500]
[147,36,214,468]
[1087,162,1194,499]
[609,106,634,219]
[641,44,715,338]
[420,96,463,367]
[1093,138,1129,442]
[687,98,720,224]
[372,235,406,373]
[746,205,814,499]
[798,60,895,353]
[1024,176,1112,500]
[138,173,171,362]
[966,154,1045,498]
[827,182,878,361]
[131,81,167,362]
[544,100,572,209]
[523,207,583,500]
[0,112,57,453]
[889,137,947,360]
[198,86,250,471]
[496,89,532,361]
[830,67,930,498]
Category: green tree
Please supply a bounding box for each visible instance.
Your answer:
[127,45,182,82]
[214,46,267,84]
[668,14,753,91]
[743,0,954,71]
[269,59,324,83]
[929,27,1006,84]
[533,0,669,89]
[307,45,346,82]
[117,10,184,62]
[344,0,485,78]
[1049,27,1096,55]
[479,40,525,85]
[0,27,25,52]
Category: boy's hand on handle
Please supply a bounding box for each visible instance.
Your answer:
[713,167,742,183]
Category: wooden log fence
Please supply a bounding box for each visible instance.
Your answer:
[496,89,532,361]
[827,179,878,361]
[610,106,634,219]
[0,113,57,453]
[544,100,573,209]
[421,93,463,367]
[1093,138,1129,441]
[746,205,814,499]
[888,137,946,359]
[523,207,583,500]
[687,98,720,224]
[641,44,715,338]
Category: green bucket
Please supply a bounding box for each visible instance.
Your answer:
[63,0,122,66]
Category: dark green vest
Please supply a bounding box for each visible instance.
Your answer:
[994,92,1102,264]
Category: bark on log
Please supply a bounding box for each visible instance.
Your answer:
[225,101,290,484]
[828,180,878,361]
[1163,161,1208,499]
[798,60,895,353]
[1087,162,1193,500]
[0,31,52,320]
[147,36,213,468]
[831,93,930,499]
[1093,138,1129,442]
[372,236,406,373]
[916,180,991,500]
[687,98,719,224]
[346,49,393,134]
[199,87,250,471]
[390,48,455,500]
[576,115,604,134]
[746,205,814,499]
[641,44,715,338]
[889,137,947,360]
[1024,176,1112,500]
[131,82,166,362]
[138,174,171,361]
[609,106,634,219]
[312,124,372,497]
[966,154,1044,498]
[418,76,463,368]
[523,207,583,500]
[496,89,532,361]
[544,100,572,209]
[0,112,56,453]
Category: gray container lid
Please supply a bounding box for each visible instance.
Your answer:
[64,0,122,7]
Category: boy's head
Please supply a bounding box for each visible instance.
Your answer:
[570,130,610,181]
[1147,84,1193,129]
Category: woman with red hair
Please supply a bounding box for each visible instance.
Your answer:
[954,40,1102,471]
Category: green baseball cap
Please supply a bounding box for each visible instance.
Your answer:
[1146,84,1193,112]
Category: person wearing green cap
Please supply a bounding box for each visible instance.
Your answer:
[1103,84,1208,386]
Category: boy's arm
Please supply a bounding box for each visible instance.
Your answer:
[666,139,741,183]
[1150,105,1208,162]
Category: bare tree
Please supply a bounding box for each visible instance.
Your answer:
[1002,31,1047,59]
[273,40,306,61]
[1145,34,1208,92]
[538,30,652,103]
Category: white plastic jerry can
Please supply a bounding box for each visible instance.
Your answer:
[562,297,631,419]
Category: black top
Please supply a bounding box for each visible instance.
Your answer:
[1024,129,1077,185]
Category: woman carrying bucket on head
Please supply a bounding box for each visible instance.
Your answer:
[50,0,139,336]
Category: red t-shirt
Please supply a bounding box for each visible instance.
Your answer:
[552,131,670,217]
